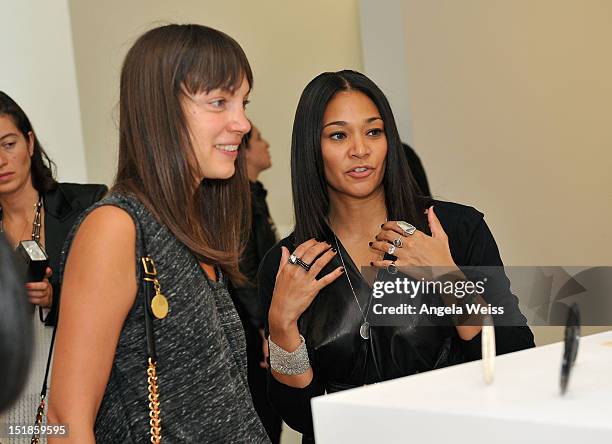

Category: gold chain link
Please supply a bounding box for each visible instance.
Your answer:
[147,357,162,443]
[30,395,45,444]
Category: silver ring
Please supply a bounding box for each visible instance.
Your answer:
[397,221,416,236]
[388,244,396,255]
[289,254,311,271]
[296,258,311,271]
[387,261,398,274]
[393,238,402,248]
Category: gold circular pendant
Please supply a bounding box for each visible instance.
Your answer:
[151,294,169,319]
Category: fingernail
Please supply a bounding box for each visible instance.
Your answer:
[331,248,337,252]
[340,267,345,273]
[368,242,373,247]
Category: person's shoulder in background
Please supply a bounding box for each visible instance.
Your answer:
[431,199,484,233]
[53,182,108,208]
[402,143,431,197]
[428,199,494,267]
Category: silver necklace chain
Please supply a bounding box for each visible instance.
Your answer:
[332,233,363,313]
[332,233,371,340]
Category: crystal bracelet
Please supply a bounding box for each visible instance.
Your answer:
[268,334,311,375]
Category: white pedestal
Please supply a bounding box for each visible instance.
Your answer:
[312,331,612,443]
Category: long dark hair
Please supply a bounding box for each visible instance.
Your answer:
[0,91,58,193]
[114,24,253,283]
[291,70,429,243]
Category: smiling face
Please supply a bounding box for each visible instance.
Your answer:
[180,76,251,181]
[0,115,34,196]
[320,90,387,200]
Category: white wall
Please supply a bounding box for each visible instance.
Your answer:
[359,0,413,143]
[0,0,88,183]
[360,0,612,344]
[360,0,612,265]
[411,0,611,266]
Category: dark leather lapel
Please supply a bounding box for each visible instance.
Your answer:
[43,187,79,277]
[44,186,76,221]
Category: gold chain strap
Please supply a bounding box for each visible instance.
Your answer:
[30,395,45,444]
[147,357,162,443]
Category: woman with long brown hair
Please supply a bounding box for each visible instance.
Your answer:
[48,24,269,443]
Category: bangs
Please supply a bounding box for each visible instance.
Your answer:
[178,26,253,95]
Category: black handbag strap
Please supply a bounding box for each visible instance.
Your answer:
[40,323,57,398]
[142,258,157,360]
[31,320,56,443]
[138,216,157,360]
[139,226,162,443]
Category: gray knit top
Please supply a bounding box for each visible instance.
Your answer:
[60,193,270,443]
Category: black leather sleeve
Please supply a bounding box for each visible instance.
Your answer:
[449,208,535,360]
[258,241,325,436]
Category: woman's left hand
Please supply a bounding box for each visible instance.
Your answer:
[372,207,483,340]
[370,206,457,274]
[25,267,53,308]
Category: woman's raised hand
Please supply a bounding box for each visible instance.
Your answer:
[370,206,458,274]
[268,239,344,330]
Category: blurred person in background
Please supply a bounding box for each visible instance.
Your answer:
[233,124,282,443]
[0,91,107,431]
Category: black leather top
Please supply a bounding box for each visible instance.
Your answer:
[258,199,535,440]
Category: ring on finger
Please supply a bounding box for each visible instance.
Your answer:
[397,221,416,236]
[388,244,397,255]
[393,238,403,248]
[296,257,311,271]
[288,254,310,271]
[387,261,398,275]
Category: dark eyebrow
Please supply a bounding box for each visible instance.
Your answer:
[322,116,383,128]
[323,120,346,128]
[0,133,19,141]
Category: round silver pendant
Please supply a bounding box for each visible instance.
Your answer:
[359,321,370,340]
